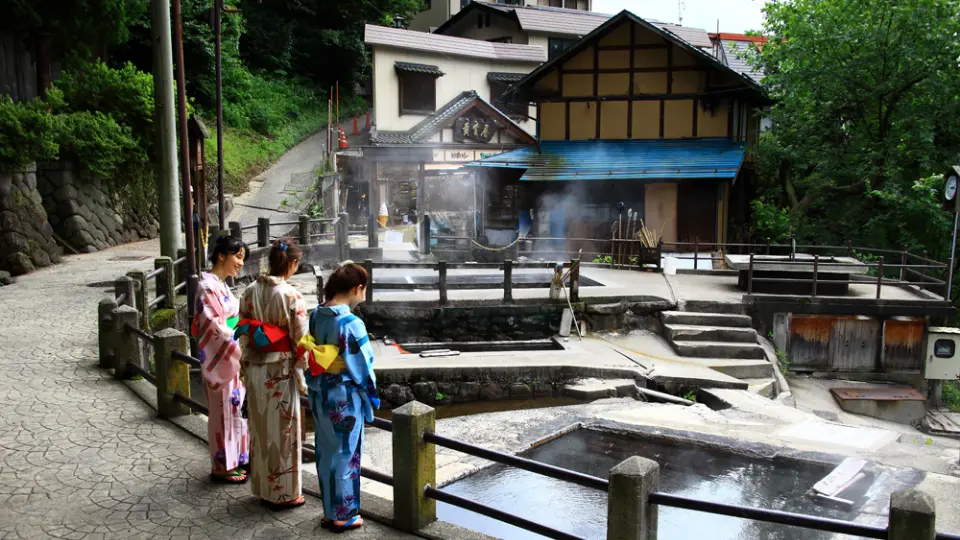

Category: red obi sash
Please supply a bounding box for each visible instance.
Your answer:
[233,318,291,353]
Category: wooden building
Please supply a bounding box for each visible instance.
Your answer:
[468,9,767,249]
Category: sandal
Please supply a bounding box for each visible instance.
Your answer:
[261,496,306,511]
[329,515,363,533]
[210,469,247,484]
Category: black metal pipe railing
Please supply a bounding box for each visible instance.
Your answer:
[425,486,586,540]
[302,444,394,486]
[422,432,608,492]
[172,351,202,369]
[126,362,157,384]
[938,532,960,540]
[174,282,187,294]
[147,294,167,309]
[174,256,187,267]
[146,266,166,280]
[125,323,156,345]
[172,392,209,415]
[116,292,129,305]
[648,493,886,538]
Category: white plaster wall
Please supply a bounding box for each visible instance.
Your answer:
[372,46,540,134]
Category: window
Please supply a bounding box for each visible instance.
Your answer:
[461,0,471,8]
[539,0,563,7]
[488,36,514,43]
[548,37,578,60]
[489,81,526,120]
[399,73,438,115]
[422,0,431,9]
[935,339,956,359]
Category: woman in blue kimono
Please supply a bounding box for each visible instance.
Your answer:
[304,263,379,533]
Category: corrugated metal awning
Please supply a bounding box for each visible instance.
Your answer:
[394,62,445,77]
[466,139,746,182]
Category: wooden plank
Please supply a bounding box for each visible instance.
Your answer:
[812,457,867,496]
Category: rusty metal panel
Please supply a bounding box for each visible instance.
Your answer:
[829,318,880,372]
[830,387,925,401]
[881,317,925,371]
[788,315,835,370]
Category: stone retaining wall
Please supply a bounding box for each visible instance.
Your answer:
[0,165,62,275]
[36,162,159,253]
[378,378,571,409]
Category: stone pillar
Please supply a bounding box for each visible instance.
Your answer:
[114,276,135,308]
[154,328,191,418]
[299,215,311,246]
[364,259,374,304]
[154,257,175,310]
[111,305,140,380]
[888,489,935,540]
[228,220,242,240]
[257,217,270,248]
[98,297,118,368]
[337,212,349,262]
[126,269,149,330]
[392,401,437,532]
[607,456,660,540]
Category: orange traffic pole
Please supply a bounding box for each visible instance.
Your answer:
[352,116,359,136]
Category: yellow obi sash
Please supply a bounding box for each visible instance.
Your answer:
[297,335,346,376]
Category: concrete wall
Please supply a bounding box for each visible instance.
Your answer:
[371,46,539,134]
[0,165,62,275]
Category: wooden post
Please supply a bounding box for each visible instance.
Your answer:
[299,214,311,246]
[747,252,755,295]
[364,259,374,304]
[438,261,448,306]
[392,401,437,532]
[694,237,699,271]
[765,237,771,255]
[570,258,580,302]
[111,305,140,380]
[257,216,270,248]
[417,161,427,255]
[503,259,513,303]
[98,297,118,369]
[228,220,242,240]
[900,248,908,282]
[812,254,819,297]
[126,270,149,331]
[337,212,350,262]
[877,256,884,299]
[155,257,175,310]
[607,456,659,540]
[155,328,191,418]
[888,490,936,540]
[115,276,135,308]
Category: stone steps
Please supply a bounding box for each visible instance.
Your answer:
[663,323,758,343]
[661,311,753,328]
[671,340,767,360]
[678,300,746,315]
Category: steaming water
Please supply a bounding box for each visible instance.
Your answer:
[375,271,603,287]
[438,429,872,540]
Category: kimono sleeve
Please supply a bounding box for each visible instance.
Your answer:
[192,282,241,387]
[342,318,376,390]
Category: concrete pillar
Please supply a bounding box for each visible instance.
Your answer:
[773,313,789,353]
[154,328,191,418]
[114,276,135,308]
[152,0,182,259]
[175,248,187,287]
[126,270,149,331]
[154,257,176,310]
[337,212,349,262]
[111,305,140,380]
[98,297,118,368]
[888,489,935,540]
[364,259,374,304]
[228,220,242,240]
[299,214,311,246]
[392,401,437,532]
[607,456,660,540]
[257,217,270,248]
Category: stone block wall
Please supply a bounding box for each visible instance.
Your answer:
[0,165,63,275]
[36,162,159,253]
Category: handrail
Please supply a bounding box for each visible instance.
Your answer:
[272,220,300,227]
[425,486,586,540]
[116,292,129,305]
[147,294,167,309]
[174,256,187,267]
[146,266,166,279]
[241,224,258,231]
[126,361,157,385]
[174,282,187,294]
[125,323,156,345]
[172,392,209,415]
[649,492,886,538]
[172,350,202,369]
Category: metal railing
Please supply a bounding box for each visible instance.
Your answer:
[98,302,958,540]
[360,258,582,305]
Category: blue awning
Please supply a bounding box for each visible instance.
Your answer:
[466,139,746,182]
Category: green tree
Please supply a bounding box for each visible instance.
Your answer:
[0,0,129,95]
[749,0,960,257]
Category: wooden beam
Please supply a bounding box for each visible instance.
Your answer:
[627,22,636,139]
[594,44,600,140]
[597,43,669,51]
[561,66,702,75]
[534,88,753,103]
[692,98,699,137]
[565,101,571,140]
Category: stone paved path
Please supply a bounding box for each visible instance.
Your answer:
[0,240,415,540]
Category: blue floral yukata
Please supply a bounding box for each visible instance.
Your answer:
[305,304,380,522]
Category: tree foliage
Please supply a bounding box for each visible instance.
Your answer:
[749,0,960,258]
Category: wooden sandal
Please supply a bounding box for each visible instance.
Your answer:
[210,469,247,484]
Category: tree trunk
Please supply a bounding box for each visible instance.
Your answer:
[33,35,53,99]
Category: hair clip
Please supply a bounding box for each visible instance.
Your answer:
[278,242,288,252]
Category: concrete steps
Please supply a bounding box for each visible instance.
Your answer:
[663,323,758,343]
[678,300,746,315]
[671,340,766,360]
[661,311,753,328]
[701,359,774,380]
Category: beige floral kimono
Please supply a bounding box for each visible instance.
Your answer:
[238,275,309,504]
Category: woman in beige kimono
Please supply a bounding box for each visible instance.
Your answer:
[237,238,309,510]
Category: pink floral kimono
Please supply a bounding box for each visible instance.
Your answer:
[192,272,249,476]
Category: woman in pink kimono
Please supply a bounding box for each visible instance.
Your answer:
[191,235,249,483]
[237,238,309,510]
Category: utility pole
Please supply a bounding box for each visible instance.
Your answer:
[214,0,226,230]
[152,0,181,258]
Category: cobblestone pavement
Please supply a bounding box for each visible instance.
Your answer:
[0,240,415,540]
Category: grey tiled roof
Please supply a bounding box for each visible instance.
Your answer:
[720,40,764,82]
[487,72,527,83]
[370,90,530,146]
[365,24,545,62]
[394,61,445,76]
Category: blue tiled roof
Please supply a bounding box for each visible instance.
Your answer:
[466,139,746,181]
